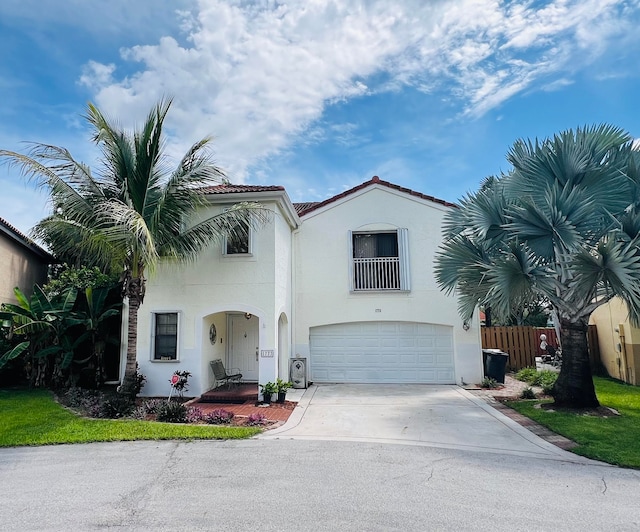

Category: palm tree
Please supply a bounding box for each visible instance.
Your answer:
[1,99,268,396]
[435,125,640,408]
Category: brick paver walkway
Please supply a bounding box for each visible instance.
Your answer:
[186,399,296,423]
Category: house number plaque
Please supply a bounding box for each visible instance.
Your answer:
[260,350,274,358]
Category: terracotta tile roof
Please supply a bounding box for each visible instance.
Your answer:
[293,202,320,215]
[200,178,456,217]
[295,176,457,216]
[0,216,54,261]
[201,184,285,194]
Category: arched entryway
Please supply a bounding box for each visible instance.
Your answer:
[278,313,289,380]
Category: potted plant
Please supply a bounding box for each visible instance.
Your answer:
[259,381,278,404]
[275,378,293,403]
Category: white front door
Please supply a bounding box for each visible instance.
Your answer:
[229,314,259,381]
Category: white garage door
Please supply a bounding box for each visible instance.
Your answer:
[310,321,455,384]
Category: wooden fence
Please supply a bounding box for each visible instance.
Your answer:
[481,325,600,371]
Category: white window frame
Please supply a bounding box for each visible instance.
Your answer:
[348,228,410,292]
[151,311,181,362]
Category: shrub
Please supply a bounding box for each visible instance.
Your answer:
[520,387,536,399]
[536,371,558,395]
[532,370,558,389]
[63,387,95,408]
[204,408,235,425]
[131,399,165,420]
[247,412,267,426]
[60,387,102,417]
[132,364,146,396]
[99,395,134,419]
[480,377,499,389]
[141,399,164,415]
[514,368,558,393]
[131,405,147,420]
[156,401,187,423]
[186,406,205,423]
[515,367,539,384]
[62,387,87,408]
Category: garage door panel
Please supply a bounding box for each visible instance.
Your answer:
[417,337,435,348]
[310,321,455,384]
[398,353,417,364]
[380,338,398,348]
[399,337,417,348]
[397,325,416,336]
[379,323,399,334]
[359,323,378,334]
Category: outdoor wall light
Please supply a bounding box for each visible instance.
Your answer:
[462,320,470,331]
[244,312,252,320]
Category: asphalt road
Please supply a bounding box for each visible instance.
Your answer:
[1,439,639,531]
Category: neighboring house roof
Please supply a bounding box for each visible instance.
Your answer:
[293,202,320,215]
[294,176,457,216]
[0,216,54,262]
[201,184,285,194]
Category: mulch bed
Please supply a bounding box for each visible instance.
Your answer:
[255,400,296,410]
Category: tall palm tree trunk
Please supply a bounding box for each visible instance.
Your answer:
[119,277,144,397]
[553,319,599,407]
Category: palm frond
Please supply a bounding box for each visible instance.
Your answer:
[434,233,493,295]
[97,199,159,273]
[506,125,632,216]
[483,243,543,322]
[33,217,124,271]
[159,202,272,263]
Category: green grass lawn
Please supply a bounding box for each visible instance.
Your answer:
[507,376,640,468]
[0,388,260,447]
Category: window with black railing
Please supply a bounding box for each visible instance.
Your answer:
[350,230,410,292]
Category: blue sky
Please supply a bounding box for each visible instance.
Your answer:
[1,0,639,235]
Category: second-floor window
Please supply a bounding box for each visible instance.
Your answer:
[224,220,252,255]
[349,229,410,291]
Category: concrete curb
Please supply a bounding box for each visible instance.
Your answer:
[258,384,317,438]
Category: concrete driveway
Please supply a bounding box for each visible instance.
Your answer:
[262,384,593,462]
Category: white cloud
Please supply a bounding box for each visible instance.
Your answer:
[79,61,116,90]
[77,0,637,181]
[541,78,575,92]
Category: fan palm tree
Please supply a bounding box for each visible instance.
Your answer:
[0,98,268,396]
[435,125,640,408]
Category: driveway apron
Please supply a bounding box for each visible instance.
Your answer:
[261,384,592,462]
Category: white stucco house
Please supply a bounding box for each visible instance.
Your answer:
[131,176,483,397]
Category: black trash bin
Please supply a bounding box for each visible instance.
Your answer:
[482,349,509,383]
